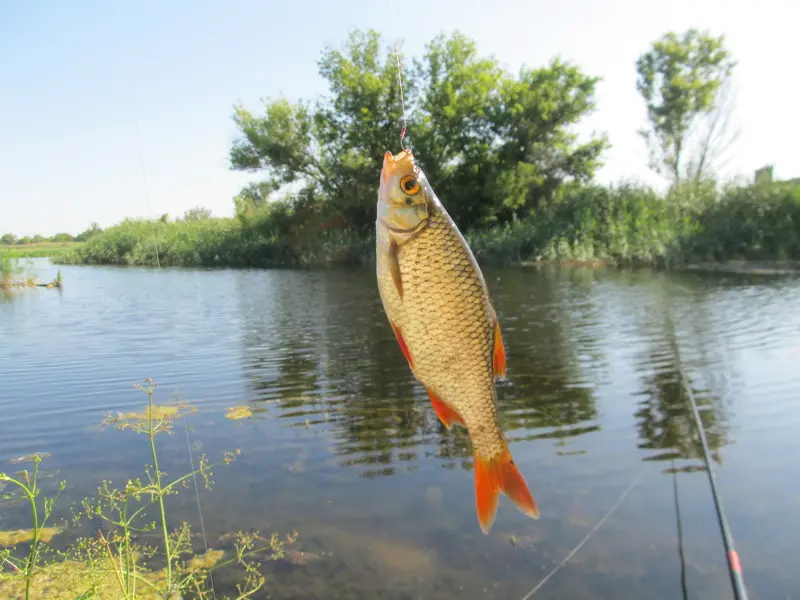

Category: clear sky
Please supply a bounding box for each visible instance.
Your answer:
[1,0,796,237]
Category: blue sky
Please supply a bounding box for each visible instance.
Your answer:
[1,0,796,237]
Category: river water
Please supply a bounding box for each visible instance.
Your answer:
[2,258,799,599]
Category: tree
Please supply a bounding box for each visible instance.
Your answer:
[683,78,740,183]
[75,222,103,242]
[233,181,276,218]
[229,28,607,232]
[1,233,16,245]
[491,58,608,219]
[50,233,75,242]
[636,28,737,185]
[182,206,213,221]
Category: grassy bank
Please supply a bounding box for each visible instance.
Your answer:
[54,180,800,270]
[4,242,83,259]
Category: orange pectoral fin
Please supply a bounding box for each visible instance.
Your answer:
[474,448,539,534]
[426,387,465,430]
[390,321,414,369]
[492,320,507,379]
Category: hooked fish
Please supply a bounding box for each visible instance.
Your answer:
[375,148,540,534]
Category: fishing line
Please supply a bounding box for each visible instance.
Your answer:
[520,474,640,599]
[665,311,749,600]
[183,417,216,599]
[392,42,408,151]
[130,78,211,595]
[131,109,162,268]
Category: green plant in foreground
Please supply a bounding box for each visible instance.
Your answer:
[0,454,67,600]
[1,379,298,599]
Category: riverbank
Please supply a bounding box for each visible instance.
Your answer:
[3,242,83,258]
[517,259,800,276]
[53,180,800,270]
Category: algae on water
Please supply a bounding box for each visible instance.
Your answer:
[0,549,224,600]
[0,527,63,547]
[225,406,253,420]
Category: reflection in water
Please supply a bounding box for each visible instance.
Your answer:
[491,268,602,454]
[236,267,605,479]
[632,286,731,472]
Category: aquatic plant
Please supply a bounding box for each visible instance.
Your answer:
[0,454,66,599]
[0,251,62,291]
[1,249,20,286]
[0,378,298,599]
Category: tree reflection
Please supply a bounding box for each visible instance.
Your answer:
[236,267,603,477]
[492,267,602,448]
[633,289,731,472]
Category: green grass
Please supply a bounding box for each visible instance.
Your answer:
[53,180,800,270]
[3,242,84,259]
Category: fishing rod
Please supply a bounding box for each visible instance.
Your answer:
[671,459,689,600]
[667,315,749,600]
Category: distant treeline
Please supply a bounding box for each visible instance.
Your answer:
[1,223,102,246]
[34,28,800,268]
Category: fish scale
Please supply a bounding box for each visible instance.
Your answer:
[376,148,540,533]
[399,213,499,453]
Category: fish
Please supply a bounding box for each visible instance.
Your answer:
[375,148,540,534]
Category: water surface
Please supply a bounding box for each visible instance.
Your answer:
[2,258,799,599]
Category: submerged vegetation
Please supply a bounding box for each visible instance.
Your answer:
[0,379,296,599]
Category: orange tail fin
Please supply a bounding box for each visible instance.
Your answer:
[474,448,539,534]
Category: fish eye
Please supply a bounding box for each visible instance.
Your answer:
[400,175,420,196]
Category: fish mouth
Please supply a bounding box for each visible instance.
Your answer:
[380,149,415,187]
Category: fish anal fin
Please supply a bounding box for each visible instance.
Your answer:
[474,448,539,535]
[493,320,507,379]
[390,321,414,369]
[388,239,403,298]
[426,388,465,430]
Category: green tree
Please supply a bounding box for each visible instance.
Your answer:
[1,233,16,245]
[491,58,608,220]
[636,28,737,184]
[50,233,75,242]
[75,222,103,242]
[233,181,276,218]
[182,206,213,221]
[229,28,607,232]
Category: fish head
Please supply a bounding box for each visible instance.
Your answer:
[377,149,430,233]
